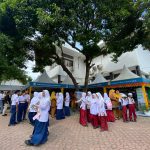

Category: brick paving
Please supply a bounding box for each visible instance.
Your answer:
[0,113,150,150]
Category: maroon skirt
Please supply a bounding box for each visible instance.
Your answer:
[106,110,115,122]
[90,114,99,128]
[80,109,87,126]
[98,116,108,131]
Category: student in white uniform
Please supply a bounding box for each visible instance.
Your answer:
[96,92,108,131]
[0,91,4,114]
[90,93,99,129]
[28,92,39,126]
[119,94,129,122]
[25,90,50,146]
[64,92,71,116]
[56,93,65,120]
[76,92,88,127]
[23,91,30,120]
[86,91,92,123]
[128,93,137,122]
[8,91,19,126]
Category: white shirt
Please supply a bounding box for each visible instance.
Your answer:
[97,100,107,116]
[78,98,87,110]
[119,98,129,106]
[11,94,19,106]
[24,94,30,102]
[38,98,50,122]
[128,97,135,105]
[29,97,39,113]
[86,96,92,109]
[18,95,25,103]
[0,93,2,101]
[57,96,63,109]
[65,96,70,107]
[90,99,98,115]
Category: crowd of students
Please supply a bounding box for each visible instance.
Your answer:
[77,91,137,132]
[0,89,137,146]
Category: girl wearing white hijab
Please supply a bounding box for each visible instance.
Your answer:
[56,93,65,120]
[86,91,92,123]
[64,92,71,116]
[25,90,50,146]
[104,93,115,122]
[76,92,88,127]
[90,93,99,129]
[96,92,108,131]
[28,92,39,126]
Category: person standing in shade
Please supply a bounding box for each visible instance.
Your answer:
[23,90,30,120]
[50,91,57,118]
[0,91,4,114]
[56,93,65,120]
[25,90,50,146]
[128,93,137,122]
[96,92,108,132]
[2,91,11,116]
[17,91,26,123]
[8,91,19,126]
[64,92,71,116]
[28,92,39,126]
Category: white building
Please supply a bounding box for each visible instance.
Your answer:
[90,45,150,82]
[45,44,86,84]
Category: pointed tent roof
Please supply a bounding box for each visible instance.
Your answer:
[62,75,73,85]
[92,72,107,84]
[113,65,139,81]
[34,71,56,84]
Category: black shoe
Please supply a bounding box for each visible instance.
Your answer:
[2,114,7,116]
[25,140,33,146]
[8,124,16,126]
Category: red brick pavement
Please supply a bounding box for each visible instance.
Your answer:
[0,114,150,150]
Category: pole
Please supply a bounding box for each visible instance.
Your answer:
[142,85,149,109]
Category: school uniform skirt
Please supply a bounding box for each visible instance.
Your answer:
[56,109,65,120]
[28,112,37,126]
[79,108,87,126]
[30,120,48,145]
[98,116,108,131]
[129,104,137,121]
[90,114,99,128]
[106,110,115,122]
[87,109,91,123]
[9,105,17,125]
[64,106,70,116]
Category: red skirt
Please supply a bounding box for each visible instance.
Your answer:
[129,104,137,121]
[98,116,108,131]
[106,110,115,122]
[122,106,128,122]
[90,114,99,128]
[80,109,87,126]
[87,109,91,123]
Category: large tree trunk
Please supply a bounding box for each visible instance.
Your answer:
[55,53,79,91]
[60,62,79,91]
[84,60,91,92]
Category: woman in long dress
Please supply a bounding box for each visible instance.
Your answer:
[50,91,57,118]
[25,90,50,146]
[64,92,71,116]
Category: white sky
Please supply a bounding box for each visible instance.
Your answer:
[25,60,40,80]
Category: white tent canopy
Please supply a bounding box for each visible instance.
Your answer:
[34,71,56,84]
[1,80,23,86]
[92,72,107,84]
[113,65,139,81]
[62,75,73,85]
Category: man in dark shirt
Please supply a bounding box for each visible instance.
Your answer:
[2,91,10,116]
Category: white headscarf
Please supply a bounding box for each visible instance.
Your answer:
[43,90,50,98]
[104,93,111,103]
[81,92,86,101]
[66,92,70,100]
[34,92,39,98]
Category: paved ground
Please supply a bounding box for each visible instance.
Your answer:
[0,113,150,150]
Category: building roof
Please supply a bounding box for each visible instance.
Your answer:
[1,80,23,86]
[62,75,73,85]
[113,65,139,81]
[92,72,107,84]
[34,71,56,84]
